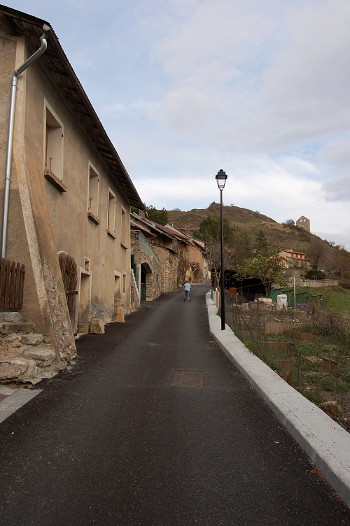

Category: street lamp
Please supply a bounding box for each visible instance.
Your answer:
[215,169,227,330]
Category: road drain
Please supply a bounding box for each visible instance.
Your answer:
[170,369,204,388]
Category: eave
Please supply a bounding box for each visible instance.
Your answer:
[0,4,144,210]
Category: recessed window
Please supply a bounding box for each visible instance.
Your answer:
[88,164,100,224]
[107,189,116,237]
[44,103,66,191]
[121,206,127,247]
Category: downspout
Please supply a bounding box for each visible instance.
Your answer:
[1,25,50,259]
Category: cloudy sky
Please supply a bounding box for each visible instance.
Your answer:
[4,0,350,248]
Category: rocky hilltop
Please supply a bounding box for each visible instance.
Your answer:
[167,203,349,272]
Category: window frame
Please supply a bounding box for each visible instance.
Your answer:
[107,188,117,238]
[44,101,66,192]
[87,162,100,224]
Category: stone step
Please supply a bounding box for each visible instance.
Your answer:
[0,322,35,335]
[21,333,44,346]
[22,346,55,365]
[0,312,23,323]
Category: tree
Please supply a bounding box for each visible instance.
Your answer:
[305,269,325,280]
[255,229,268,256]
[308,238,326,270]
[283,219,295,227]
[334,247,350,279]
[145,205,168,225]
[194,216,255,289]
[196,217,224,286]
[235,254,287,296]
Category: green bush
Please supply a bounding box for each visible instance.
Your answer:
[305,269,325,280]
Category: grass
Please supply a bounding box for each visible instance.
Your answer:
[299,286,350,316]
[228,296,350,430]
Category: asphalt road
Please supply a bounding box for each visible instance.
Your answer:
[0,284,349,526]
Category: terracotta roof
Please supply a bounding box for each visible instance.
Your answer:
[0,4,144,209]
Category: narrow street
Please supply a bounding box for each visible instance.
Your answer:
[0,284,349,525]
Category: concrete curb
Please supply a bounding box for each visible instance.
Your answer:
[206,292,350,508]
[0,387,42,424]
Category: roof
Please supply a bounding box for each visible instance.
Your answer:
[0,4,144,209]
[131,213,207,255]
[130,213,174,242]
[284,249,306,256]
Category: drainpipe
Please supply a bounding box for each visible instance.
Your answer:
[1,25,50,259]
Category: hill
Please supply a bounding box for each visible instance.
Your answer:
[167,203,350,275]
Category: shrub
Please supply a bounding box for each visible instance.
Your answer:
[305,269,325,280]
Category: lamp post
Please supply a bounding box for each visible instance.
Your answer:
[215,169,227,330]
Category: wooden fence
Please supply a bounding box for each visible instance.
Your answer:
[0,258,25,310]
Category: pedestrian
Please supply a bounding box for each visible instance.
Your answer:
[183,280,191,301]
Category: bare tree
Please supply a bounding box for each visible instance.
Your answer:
[307,239,326,270]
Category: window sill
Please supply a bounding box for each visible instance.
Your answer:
[44,169,67,192]
[107,230,116,239]
[87,211,100,225]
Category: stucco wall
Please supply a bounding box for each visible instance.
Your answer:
[0,24,134,371]
[0,31,55,336]
[23,43,132,328]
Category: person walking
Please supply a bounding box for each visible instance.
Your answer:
[183,280,192,301]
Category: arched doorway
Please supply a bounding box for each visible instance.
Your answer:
[58,251,78,329]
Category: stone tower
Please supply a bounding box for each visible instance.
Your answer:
[296,216,310,232]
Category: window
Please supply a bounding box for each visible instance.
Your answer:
[44,103,66,192]
[120,206,128,248]
[107,189,116,237]
[88,164,100,224]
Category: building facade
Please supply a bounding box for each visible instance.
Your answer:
[0,7,143,383]
[279,249,309,269]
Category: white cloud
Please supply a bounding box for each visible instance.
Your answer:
[3,0,350,249]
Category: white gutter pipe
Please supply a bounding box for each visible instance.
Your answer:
[1,25,50,259]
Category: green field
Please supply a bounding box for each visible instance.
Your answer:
[300,286,350,316]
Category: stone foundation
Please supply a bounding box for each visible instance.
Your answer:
[0,312,74,385]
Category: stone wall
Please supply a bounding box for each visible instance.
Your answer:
[0,312,75,385]
[300,279,338,288]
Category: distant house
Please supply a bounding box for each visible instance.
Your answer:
[164,225,209,283]
[296,216,310,232]
[130,213,209,301]
[0,6,143,383]
[130,214,162,305]
[279,249,309,269]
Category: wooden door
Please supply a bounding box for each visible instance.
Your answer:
[58,251,78,329]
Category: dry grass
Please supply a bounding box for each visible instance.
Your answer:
[226,299,350,432]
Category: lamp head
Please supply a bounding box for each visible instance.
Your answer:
[215,169,227,190]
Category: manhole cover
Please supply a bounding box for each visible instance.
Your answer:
[170,369,204,388]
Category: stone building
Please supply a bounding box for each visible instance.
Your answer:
[0,6,143,383]
[296,216,310,232]
[131,213,178,297]
[130,213,209,300]
[130,215,162,306]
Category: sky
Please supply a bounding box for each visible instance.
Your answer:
[3,0,350,249]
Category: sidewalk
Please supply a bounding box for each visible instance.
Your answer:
[0,385,41,423]
[206,291,350,509]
